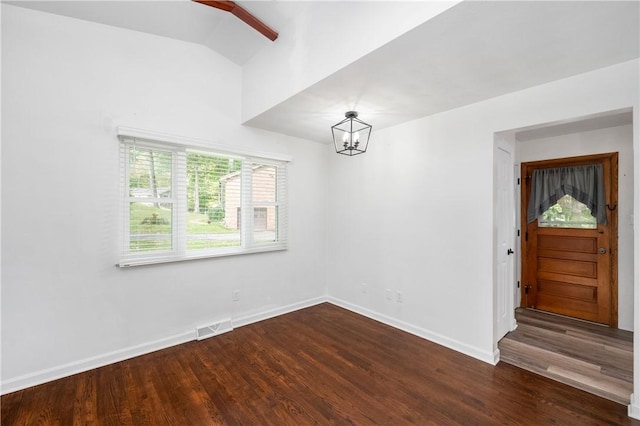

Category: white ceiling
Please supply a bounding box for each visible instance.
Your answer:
[247,1,640,143]
[5,0,308,65]
[6,1,640,144]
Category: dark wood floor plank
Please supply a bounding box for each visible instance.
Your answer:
[192,342,263,425]
[3,303,638,425]
[72,370,96,426]
[96,362,135,426]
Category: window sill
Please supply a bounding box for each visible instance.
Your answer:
[116,245,287,268]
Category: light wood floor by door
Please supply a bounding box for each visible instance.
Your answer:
[499,308,633,405]
[2,304,636,425]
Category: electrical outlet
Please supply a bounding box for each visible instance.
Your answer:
[232,290,240,302]
[385,289,392,300]
[396,291,403,303]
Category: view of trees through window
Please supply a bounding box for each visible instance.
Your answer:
[186,154,240,215]
[185,153,242,250]
[128,147,173,252]
[538,194,597,229]
[128,148,244,252]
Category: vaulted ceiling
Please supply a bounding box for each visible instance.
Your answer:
[7,1,640,144]
[6,0,307,65]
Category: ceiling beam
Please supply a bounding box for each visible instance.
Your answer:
[193,0,278,41]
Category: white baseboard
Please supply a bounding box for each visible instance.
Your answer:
[492,348,501,365]
[327,297,497,365]
[1,295,327,396]
[629,393,640,419]
[1,330,195,395]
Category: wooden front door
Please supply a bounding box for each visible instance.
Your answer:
[521,153,618,326]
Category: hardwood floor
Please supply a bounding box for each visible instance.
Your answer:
[2,303,637,425]
[499,307,633,405]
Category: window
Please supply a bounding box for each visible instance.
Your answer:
[118,132,288,267]
[538,194,597,229]
[127,146,174,253]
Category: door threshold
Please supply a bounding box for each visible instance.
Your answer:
[524,308,610,328]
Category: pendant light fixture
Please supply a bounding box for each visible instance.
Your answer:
[331,111,372,156]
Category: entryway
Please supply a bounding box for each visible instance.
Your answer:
[494,109,634,405]
[520,153,618,326]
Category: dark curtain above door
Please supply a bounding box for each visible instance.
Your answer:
[527,163,606,224]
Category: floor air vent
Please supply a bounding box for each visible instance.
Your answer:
[196,318,233,341]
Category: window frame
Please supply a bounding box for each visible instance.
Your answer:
[117,127,290,267]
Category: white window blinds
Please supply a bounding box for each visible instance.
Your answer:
[117,131,290,267]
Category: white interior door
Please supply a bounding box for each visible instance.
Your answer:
[495,138,516,340]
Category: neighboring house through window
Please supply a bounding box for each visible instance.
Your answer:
[221,165,277,235]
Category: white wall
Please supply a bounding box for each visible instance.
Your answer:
[327,59,639,364]
[516,124,634,330]
[1,5,328,391]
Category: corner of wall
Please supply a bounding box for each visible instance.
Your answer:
[327,297,497,365]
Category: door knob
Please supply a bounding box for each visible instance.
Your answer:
[599,247,607,254]
[507,248,514,255]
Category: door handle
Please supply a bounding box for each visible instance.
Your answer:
[507,248,514,255]
[599,247,607,254]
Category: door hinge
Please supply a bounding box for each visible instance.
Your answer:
[517,281,520,288]
[517,229,520,237]
[517,178,520,185]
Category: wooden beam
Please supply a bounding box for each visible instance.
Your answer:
[229,3,278,41]
[193,0,278,41]
[194,1,233,12]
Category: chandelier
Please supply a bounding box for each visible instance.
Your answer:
[331,111,372,156]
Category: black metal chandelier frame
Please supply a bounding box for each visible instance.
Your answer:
[331,111,372,156]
